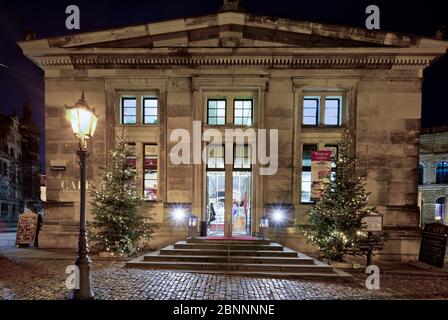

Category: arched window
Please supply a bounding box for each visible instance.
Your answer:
[419,164,424,185]
[436,161,448,184]
[435,197,446,224]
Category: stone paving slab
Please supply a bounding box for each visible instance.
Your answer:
[2,255,448,300]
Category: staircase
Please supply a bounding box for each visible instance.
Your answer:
[127,238,350,279]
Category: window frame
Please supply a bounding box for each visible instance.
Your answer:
[419,164,424,185]
[233,144,252,172]
[233,99,253,126]
[206,144,226,171]
[302,97,320,126]
[142,97,158,125]
[301,144,317,204]
[207,99,227,126]
[436,161,448,184]
[121,97,138,125]
[324,97,342,127]
[143,144,158,202]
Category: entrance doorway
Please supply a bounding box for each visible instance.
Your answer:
[205,145,252,237]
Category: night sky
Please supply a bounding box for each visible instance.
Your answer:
[1,0,448,172]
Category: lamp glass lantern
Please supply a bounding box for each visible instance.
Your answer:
[260,216,269,228]
[188,215,198,239]
[259,215,269,239]
[66,92,98,150]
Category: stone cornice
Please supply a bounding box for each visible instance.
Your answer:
[36,53,434,69]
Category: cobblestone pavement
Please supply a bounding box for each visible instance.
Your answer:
[1,256,448,300]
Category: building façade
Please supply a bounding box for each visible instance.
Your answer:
[19,9,448,260]
[0,98,41,225]
[419,126,448,227]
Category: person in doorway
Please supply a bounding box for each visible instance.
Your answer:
[209,203,216,226]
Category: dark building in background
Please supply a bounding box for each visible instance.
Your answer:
[0,98,41,225]
[19,98,41,207]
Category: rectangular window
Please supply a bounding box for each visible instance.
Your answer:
[301,144,317,203]
[234,145,252,170]
[207,99,226,125]
[234,99,253,126]
[303,98,319,126]
[206,145,225,170]
[143,97,158,125]
[324,97,341,126]
[143,145,158,201]
[122,97,137,124]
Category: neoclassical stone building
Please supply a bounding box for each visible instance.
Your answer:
[419,127,448,227]
[19,6,448,260]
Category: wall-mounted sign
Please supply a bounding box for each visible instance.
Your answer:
[362,213,383,232]
[310,150,333,200]
[50,165,66,171]
[16,212,39,247]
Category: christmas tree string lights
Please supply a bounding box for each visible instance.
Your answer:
[300,130,379,262]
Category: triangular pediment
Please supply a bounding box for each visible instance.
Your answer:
[42,12,424,49]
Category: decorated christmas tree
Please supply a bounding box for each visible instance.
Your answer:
[301,130,378,261]
[89,135,154,256]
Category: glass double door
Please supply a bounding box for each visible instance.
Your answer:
[206,170,252,237]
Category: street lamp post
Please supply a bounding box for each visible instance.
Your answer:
[66,92,98,300]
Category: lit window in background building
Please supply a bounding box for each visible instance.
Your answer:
[144,145,158,201]
[435,197,446,224]
[436,161,448,184]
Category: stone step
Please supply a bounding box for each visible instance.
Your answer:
[126,240,349,279]
[173,241,284,251]
[127,259,332,273]
[159,247,298,257]
[186,238,271,245]
[144,254,315,265]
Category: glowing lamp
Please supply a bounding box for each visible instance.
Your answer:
[272,210,285,224]
[259,216,269,239]
[188,215,198,239]
[66,92,98,150]
[173,208,186,223]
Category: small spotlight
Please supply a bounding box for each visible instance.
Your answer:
[173,208,186,223]
[272,210,284,224]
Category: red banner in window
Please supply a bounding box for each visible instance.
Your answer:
[144,159,157,168]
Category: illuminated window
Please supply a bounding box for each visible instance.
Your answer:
[143,97,158,125]
[234,100,253,126]
[436,161,448,184]
[207,99,226,125]
[144,145,158,201]
[324,98,341,126]
[301,144,317,203]
[303,98,319,126]
[121,97,137,124]
[234,145,252,170]
[303,94,344,127]
[435,197,446,224]
[206,145,225,170]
